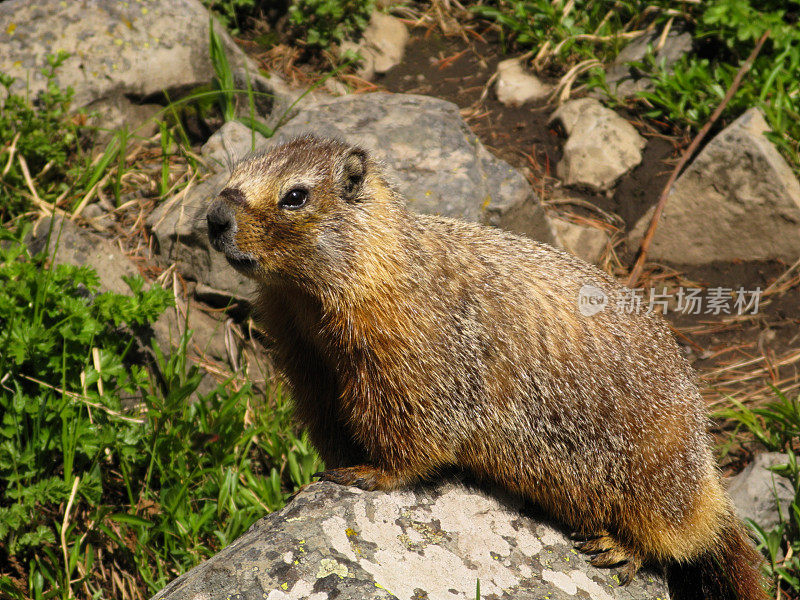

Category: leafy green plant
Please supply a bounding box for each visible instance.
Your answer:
[289,0,375,49]
[0,227,322,599]
[0,223,171,597]
[717,389,800,593]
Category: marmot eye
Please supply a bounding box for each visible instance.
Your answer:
[279,188,308,210]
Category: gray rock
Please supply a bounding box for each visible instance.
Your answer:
[147,172,256,303]
[552,217,609,264]
[27,216,139,296]
[728,452,795,532]
[495,58,552,107]
[151,481,668,600]
[264,93,553,240]
[550,98,646,191]
[340,12,409,80]
[630,108,800,264]
[201,120,268,173]
[0,0,290,130]
[604,31,693,99]
[85,96,163,144]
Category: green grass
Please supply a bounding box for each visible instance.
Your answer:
[636,0,800,168]
[0,225,322,599]
[471,0,644,66]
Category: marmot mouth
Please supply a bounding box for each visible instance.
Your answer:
[223,252,258,275]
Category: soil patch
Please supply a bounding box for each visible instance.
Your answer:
[670,260,800,366]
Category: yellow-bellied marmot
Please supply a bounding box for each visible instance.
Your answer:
[206,134,767,599]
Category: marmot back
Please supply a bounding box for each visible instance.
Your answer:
[206,134,768,599]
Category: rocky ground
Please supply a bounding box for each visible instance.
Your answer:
[2,0,799,598]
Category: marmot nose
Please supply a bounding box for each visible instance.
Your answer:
[207,199,234,251]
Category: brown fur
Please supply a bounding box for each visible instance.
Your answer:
[206,135,769,598]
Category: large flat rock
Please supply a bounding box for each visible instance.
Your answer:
[151,481,668,600]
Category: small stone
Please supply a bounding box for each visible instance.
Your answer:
[340,12,409,80]
[495,58,552,107]
[550,98,646,191]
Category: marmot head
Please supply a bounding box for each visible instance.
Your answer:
[206,135,394,291]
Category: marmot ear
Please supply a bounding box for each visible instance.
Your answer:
[342,148,367,202]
